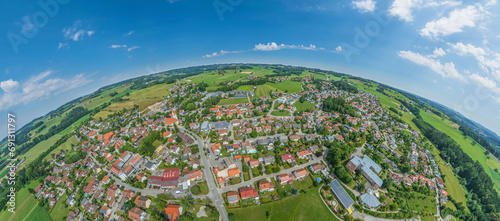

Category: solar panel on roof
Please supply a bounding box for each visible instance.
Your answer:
[329,180,354,209]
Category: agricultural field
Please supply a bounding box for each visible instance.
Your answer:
[236,85,254,92]
[0,181,47,221]
[26,206,53,221]
[229,186,338,221]
[44,136,79,161]
[420,110,500,193]
[187,71,249,87]
[100,83,174,117]
[254,81,303,97]
[438,163,469,212]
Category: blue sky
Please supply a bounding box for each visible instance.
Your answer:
[1,0,500,136]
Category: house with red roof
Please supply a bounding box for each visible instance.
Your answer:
[239,187,259,200]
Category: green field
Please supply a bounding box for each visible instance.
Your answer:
[437,160,469,211]
[218,98,249,105]
[25,206,52,221]
[102,83,173,115]
[420,111,500,193]
[0,181,48,221]
[271,110,290,116]
[229,186,338,221]
[236,85,254,92]
[187,72,249,87]
[44,136,79,161]
[293,101,316,112]
[254,81,303,97]
[49,193,69,220]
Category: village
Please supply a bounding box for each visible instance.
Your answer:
[34,76,448,221]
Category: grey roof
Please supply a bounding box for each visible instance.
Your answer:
[329,180,354,210]
[360,189,381,208]
[349,155,383,187]
[211,121,229,129]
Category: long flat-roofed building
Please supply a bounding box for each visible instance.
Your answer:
[148,168,180,189]
[329,180,354,214]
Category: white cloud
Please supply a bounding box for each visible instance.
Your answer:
[427,47,446,58]
[469,73,498,91]
[63,21,95,41]
[127,46,140,52]
[203,50,241,58]
[58,42,69,50]
[398,50,466,81]
[336,46,342,52]
[486,0,497,6]
[389,0,422,22]
[352,0,376,13]
[448,42,500,78]
[110,45,127,48]
[0,79,19,93]
[420,5,485,38]
[253,42,323,51]
[0,70,92,110]
[124,31,134,36]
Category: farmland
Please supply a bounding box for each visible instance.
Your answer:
[0,181,48,221]
[218,98,249,105]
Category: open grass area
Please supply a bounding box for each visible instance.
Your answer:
[420,110,500,193]
[229,186,338,221]
[23,134,62,165]
[25,206,52,221]
[187,72,249,87]
[255,84,276,97]
[438,163,469,212]
[293,101,316,112]
[44,136,78,161]
[218,98,248,105]
[267,81,303,93]
[49,193,69,220]
[271,110,290,116]
[236,85,254,92]
[0,181,45,221]
[104,83,173,113]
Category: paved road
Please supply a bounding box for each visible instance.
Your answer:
[186,129,229,221]
[220,157,323,192]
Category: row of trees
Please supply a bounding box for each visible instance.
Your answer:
[413,118,500,220]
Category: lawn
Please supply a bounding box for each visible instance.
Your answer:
[218,98,248,105]
[199,181,209,195]
[0,181,45,221]
[49,193,69,220]
[229,186,338,221]
[271,110,290,116]
[255,84,277,97]
[293,101,316,112]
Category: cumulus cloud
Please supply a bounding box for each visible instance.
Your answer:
[63,21,95,41]
[398,50,465,81]
[0,79,19,93]
[420,5,485,38]
[427,48,446,58]
[0,70,92,110]
[389,0,422,22]
[253,42,323,51]
[336,46,343,52]
[352,0,376,13]
[448,42,500,79]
